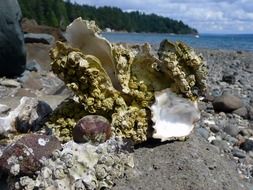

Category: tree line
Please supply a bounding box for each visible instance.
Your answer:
[18,0,198,34]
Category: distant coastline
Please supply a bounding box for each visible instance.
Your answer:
[19,0,197,35]
[102,32,253,52]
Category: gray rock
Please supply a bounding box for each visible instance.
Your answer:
[17,70,30,84]
[223,135,238,146]
[212,94,243,113]
[211,140,231,153]
[248,106,253,120]
[222,72,236,84]
[239,129,250,137]
[232,148,246,159]
[0,97,52,135]
[26,60,41,72]
[15,98,52,133]
[223,125,239,137]
[24,33,55,45]
[209,125,220,133]
[233,107,249,119]
[197,127,209,140]
[0,79,20,88]
[0,104,10,115]
[0,0,26,77]
[240,139,253,152]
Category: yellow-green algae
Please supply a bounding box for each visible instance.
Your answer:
[47,19,206,144]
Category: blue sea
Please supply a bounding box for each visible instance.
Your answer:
[102,33,253,52]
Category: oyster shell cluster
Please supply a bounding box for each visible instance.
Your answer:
[48,17,207,144]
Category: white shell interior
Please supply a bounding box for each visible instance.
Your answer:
[151,89,200,142]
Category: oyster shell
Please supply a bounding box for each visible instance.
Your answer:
[151,89,200,142]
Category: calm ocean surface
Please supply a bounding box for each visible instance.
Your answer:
[102,33,253,52]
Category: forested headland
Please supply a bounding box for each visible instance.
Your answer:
[18,0,198,34]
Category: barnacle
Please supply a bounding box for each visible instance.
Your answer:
[12,138,134,190]
[48,17,207,144]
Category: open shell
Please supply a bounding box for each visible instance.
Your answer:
[151,89,200,142]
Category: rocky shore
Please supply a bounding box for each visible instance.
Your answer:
[0,41,253,189]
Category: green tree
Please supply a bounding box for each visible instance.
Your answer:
[18,0,198,34]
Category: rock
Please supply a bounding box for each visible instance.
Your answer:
[233,107,249,119]
[212,94,243,113]
[239,129,250,137]
[211,88,222,97]
[0,79,21,88]
[73,115,112,143]
[232,148,246,159]
[211,139,231,153]
[24,33,55,45]
[223,125,239,137]
[0,104,10,115]
[0,97,52,135]
[240,139,253,152]
[0,0,26,77]
[15,98,52,133]
[20,72,43,90]
[203,91,214,102]
[222,72,236,84]
[21,18,66,41]
[25,60,41,72]
[248,106,253,120]
[22,77,43,90]
[196,127,209,140]
[0,134,61,176]
[15,88,36,97]
[209,125,220,133]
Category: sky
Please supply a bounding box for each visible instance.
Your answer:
[72,0,253,34]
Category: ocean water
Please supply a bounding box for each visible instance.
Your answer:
[102,33,253,52]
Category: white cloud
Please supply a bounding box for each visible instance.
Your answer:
[72,0,253,33]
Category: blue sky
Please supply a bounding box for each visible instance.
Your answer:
[72,0,253,34]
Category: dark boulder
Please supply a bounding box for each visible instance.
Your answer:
[0,0,26,77]
[212,94,243,113]
[222,72,236,84]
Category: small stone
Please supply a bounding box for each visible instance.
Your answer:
[240,139,253,152]
[15,98,52,133]
[224,136,238,146]
[222,72,236,84]
[210,125,220,133]
[223,125,239,137]
[248,151,253,159]
[26,60,41,72]
[0,104,10,115]
[211,140,231,153]
[0,79,21,88]
[72,115,112,144]
[197,127,209,140]
[239,129,250,137]
[248,106,253,121]
[233,107,249,119]
[232,148,246,159]
[208,136,216,143]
